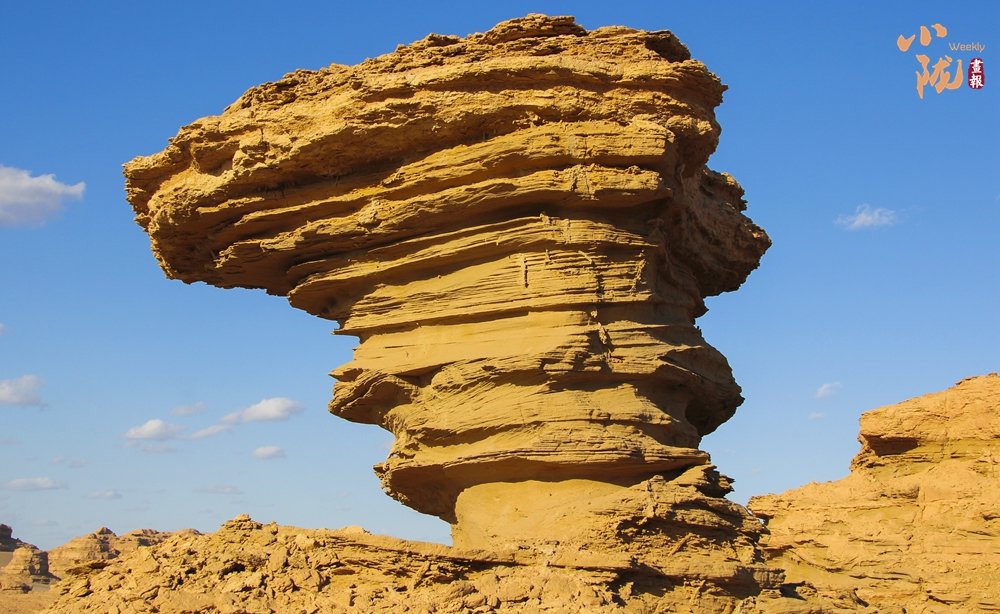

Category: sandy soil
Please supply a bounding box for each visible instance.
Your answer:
[0,585,56,614]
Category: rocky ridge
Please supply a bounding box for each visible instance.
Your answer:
[47,527,176,579]
[42,515,794,613]
[750,373,1000,612]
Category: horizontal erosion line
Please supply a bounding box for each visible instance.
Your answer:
[192,134,673,245]
[290,234,654,289]
[147,113,678,221]
[331,298,671,336]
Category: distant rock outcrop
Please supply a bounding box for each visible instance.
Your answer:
[750,373,1000,612]
[47,527,175,579]
[0,524,54,593]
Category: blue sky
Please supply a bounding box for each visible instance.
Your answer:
[1,1,996,549]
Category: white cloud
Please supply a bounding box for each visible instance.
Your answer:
[0,165,85,227]
[0,374,44,406]
[52,456,86,468]
[0,323,6,335]
[123,418,185,441]
[223,397,301,424]
[87,489,123,500]
[815,381,843,399]
[807,411,826,421]
[252,446,286,460]
[836,204,898,230]
[171,402,206,417]
[4,477,64,491]
[199,484,243,495]
[130,443,175,454]
[190,424,231,440]
[185,398,300,443]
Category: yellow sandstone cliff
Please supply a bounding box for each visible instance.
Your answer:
[750,373,1000,612]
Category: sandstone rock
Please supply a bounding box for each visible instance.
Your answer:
[0,547,51,593]
[123,15,772,605]
[0,525,55,594]
[47,527,174,579]
[117,11,782,609]
[42,514,788,613]
[0,524,15,547]
[750,373,1000,612]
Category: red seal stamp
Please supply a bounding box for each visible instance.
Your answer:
[968,57,985,89]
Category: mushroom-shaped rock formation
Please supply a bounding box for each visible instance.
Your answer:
[125,13,771,593]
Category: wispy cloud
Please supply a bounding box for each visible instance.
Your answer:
[130,398,302,447]
[123,418,186,441]
[252,446,286,460]
[0,165,85,227]
[87,489,123,500]
[4,477,64,491]
[129,442,175,454]
[223,398,301,424]
[0,323,6,335]
[807,411,826,421]
[52,456,87,469]
[171,402,206,417]
[815,381,842,399]
[836,204,898,230]
[0,374,45,406]
[198,484,243,495]
[190,424,231,440]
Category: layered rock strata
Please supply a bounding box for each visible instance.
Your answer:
[750,373,1000,612]
[47,527,175,579]
[0,526,175,614]
[0,525,55,593]
[123,13,772,605]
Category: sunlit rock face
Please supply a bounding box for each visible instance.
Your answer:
[124,13,774,604]
[0,524,55,593]
[750,373,1000,612]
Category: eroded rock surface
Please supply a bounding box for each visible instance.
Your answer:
[0,524,55,593]
[114,13,780,610]
[43,515,789,613]
[750,373,1000,612]
[47,527,175,580]
[0,525,176,613]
